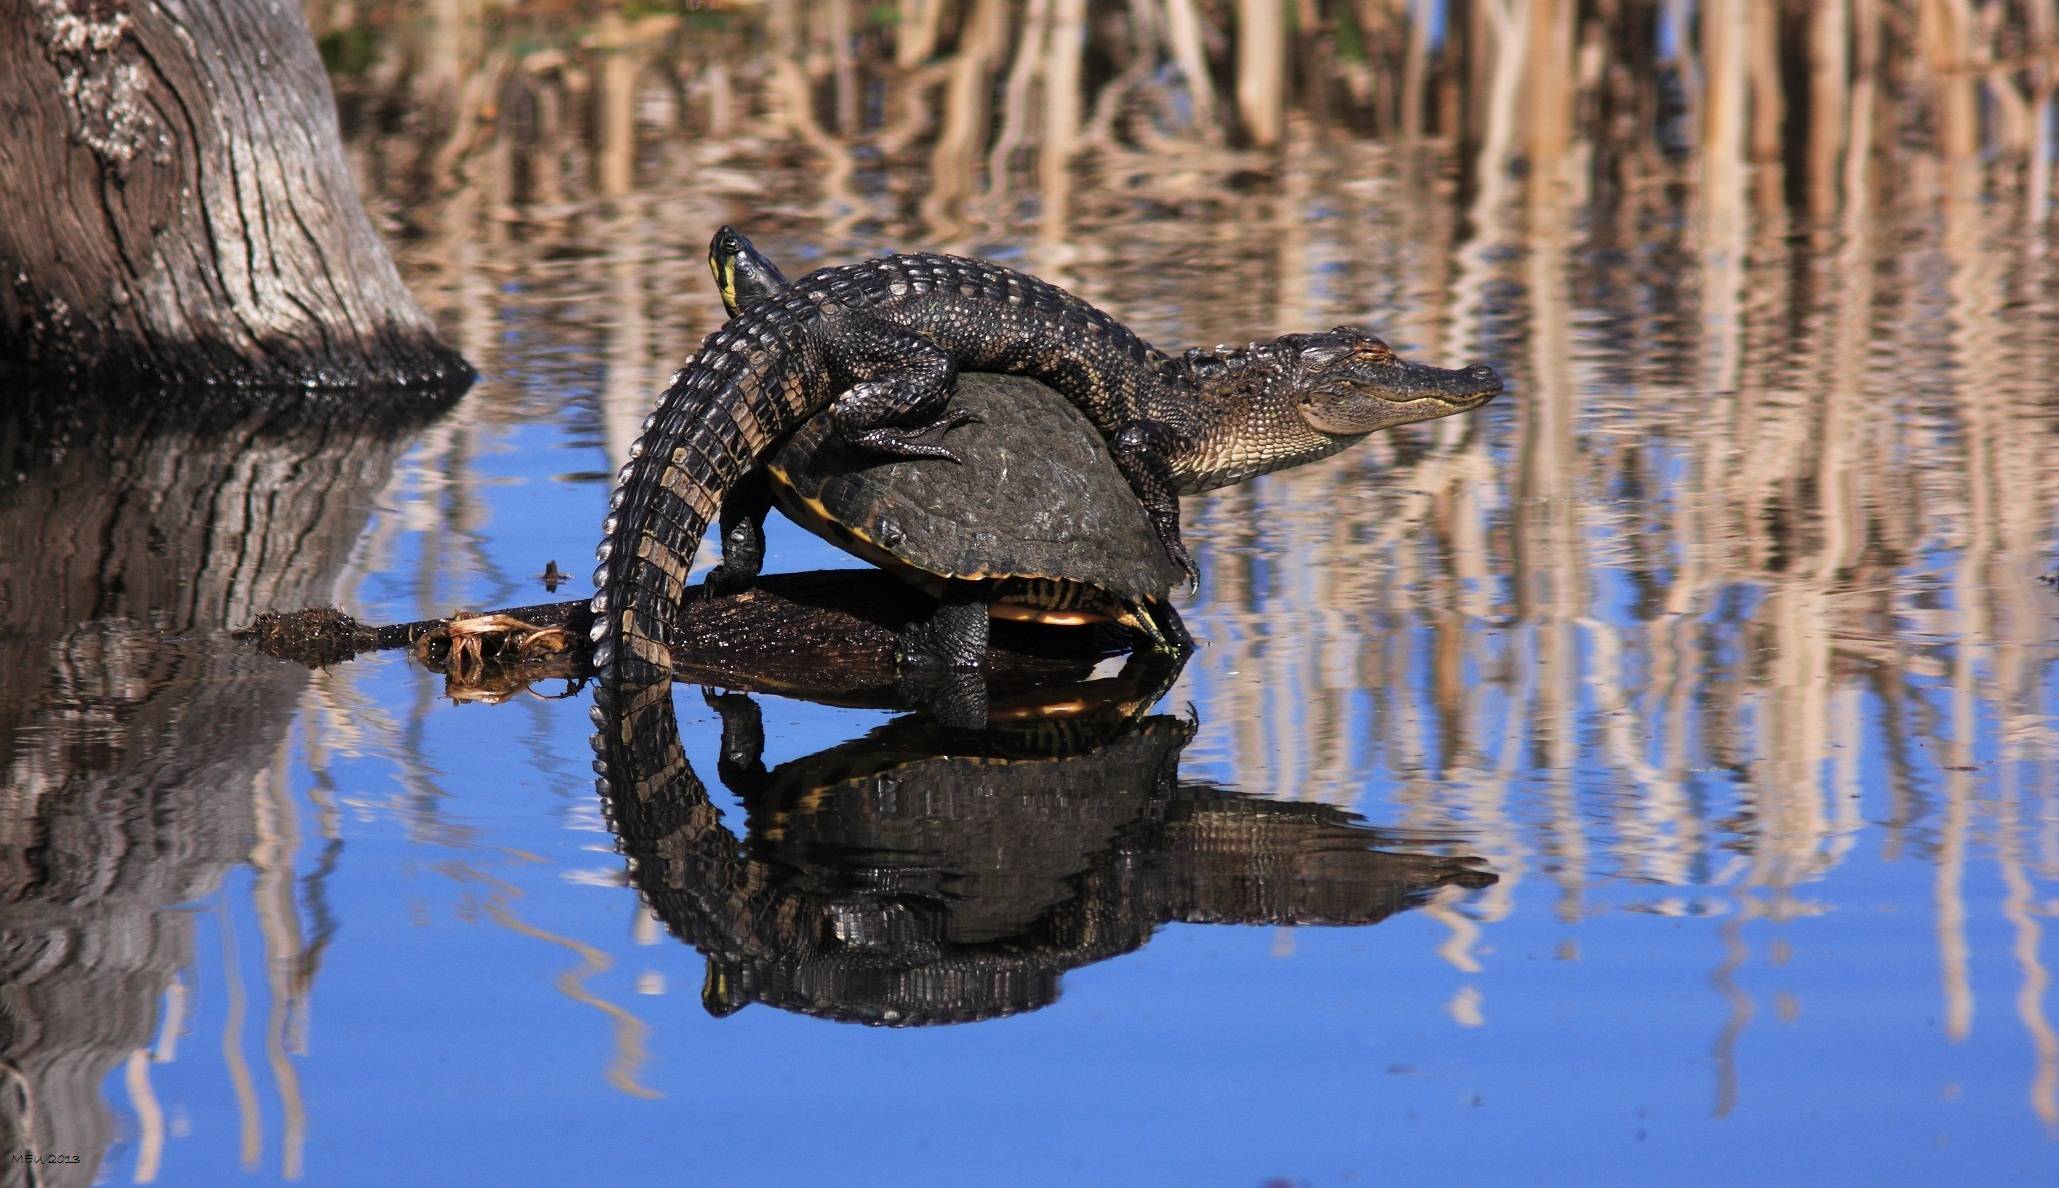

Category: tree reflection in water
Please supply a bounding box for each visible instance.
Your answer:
[0,385,456,1187]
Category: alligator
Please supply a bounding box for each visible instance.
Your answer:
[592,230,1503,689]
[695,229,1504,671]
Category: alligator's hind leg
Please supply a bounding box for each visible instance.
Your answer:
[1109,422,1198,585]
[830,324,978,461]
[704,469,772,595]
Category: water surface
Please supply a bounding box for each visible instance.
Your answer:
[5,8,2059,1186]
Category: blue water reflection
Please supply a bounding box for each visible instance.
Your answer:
[4,9,2058,1186]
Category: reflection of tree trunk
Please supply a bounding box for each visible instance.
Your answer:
[0,1,467,388]
[1235,0,1285,146]
[0,388,448,1187]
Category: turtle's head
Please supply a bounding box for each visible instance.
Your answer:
[1285,325,1503,436]
[708,225,790,317]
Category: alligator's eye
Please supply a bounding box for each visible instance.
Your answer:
[1299,341,1355,369]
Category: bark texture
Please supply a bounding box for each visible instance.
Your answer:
[0,0,470,388]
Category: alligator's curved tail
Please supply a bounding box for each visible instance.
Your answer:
[590,313,819,689]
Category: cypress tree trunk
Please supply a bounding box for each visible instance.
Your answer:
[0,0,470,389]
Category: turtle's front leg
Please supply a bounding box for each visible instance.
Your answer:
[829,324,977,461]
[704,470,771,595]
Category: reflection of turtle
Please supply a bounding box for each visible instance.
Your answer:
[593,676,1497,1027]
[700,227,1503,667]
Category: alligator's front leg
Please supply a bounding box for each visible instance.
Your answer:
[830,323,978,461]
[1110,421,1198,586]
[705,470,771,595]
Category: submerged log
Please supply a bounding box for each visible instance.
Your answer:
[0,0,469,389]
[239,570,1126,706]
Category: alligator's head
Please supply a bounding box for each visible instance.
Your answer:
[1171,326,1503,492]
[1284,325,1503,433]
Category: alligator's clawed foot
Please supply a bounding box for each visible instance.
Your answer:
[847,431,963,463]
[1166,533,1200,592]
[1143,504,1199,591]
[845,406,980,464]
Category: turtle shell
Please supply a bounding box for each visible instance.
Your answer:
[765,372,1184,602]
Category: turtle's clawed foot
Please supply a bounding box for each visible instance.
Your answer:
[706,482,769,597]
[702,562,756,597]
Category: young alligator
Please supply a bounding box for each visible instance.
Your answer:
[697,228,1504,665]
[594,230,1503,688]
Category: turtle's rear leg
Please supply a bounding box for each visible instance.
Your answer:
[894,586,992,728]
[894,669,990,730]
[897,584,991,670]
[702,688,771,794]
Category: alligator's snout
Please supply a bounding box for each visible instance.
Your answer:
[1380,358,1504,406]
[1444,363,1504,404]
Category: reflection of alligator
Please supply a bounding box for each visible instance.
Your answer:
[594,680,1495,1027]
[593,238,1503,686]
